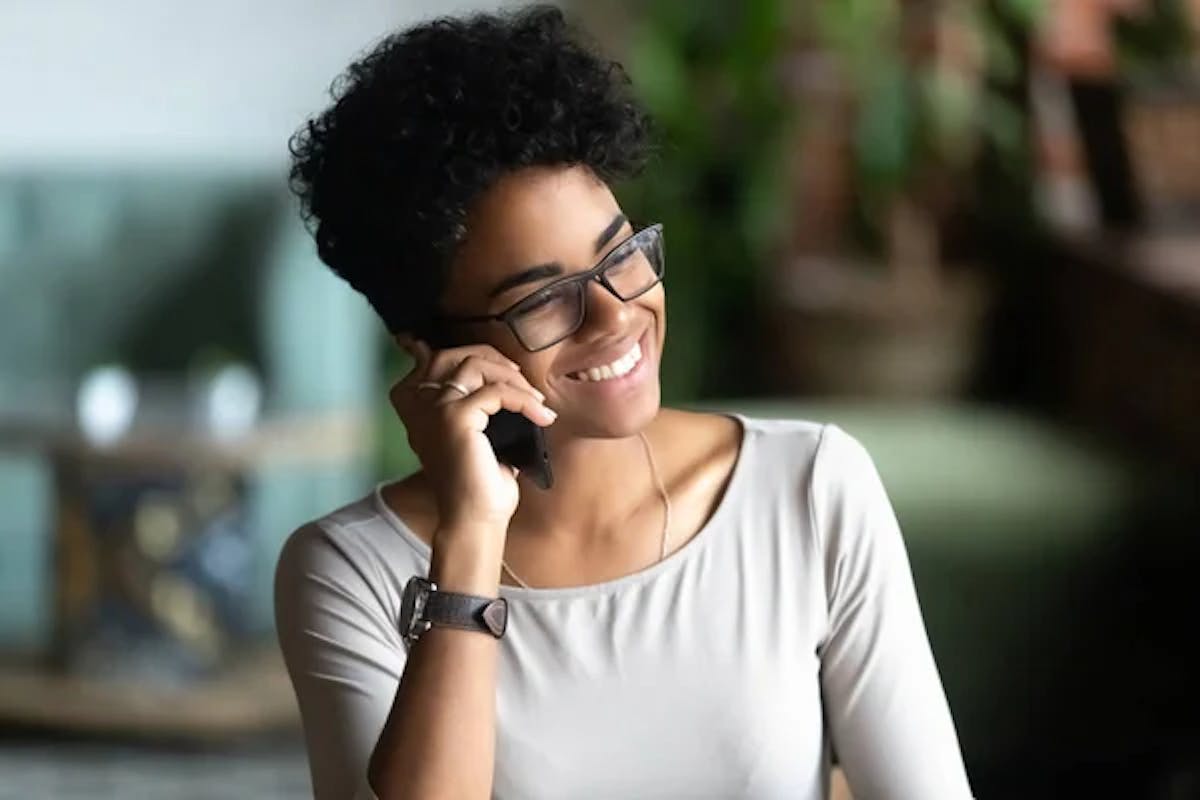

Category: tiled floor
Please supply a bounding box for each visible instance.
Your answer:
[0,737,310,799]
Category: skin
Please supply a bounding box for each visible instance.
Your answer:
[381,163,743,588]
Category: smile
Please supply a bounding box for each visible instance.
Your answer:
[567,340,642,382]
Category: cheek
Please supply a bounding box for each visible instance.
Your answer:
[649,290,667,349]
[466,322,526,364]
[522,354,560,392]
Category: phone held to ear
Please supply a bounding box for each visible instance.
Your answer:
[486,409,554,490]
[424,329,554,490]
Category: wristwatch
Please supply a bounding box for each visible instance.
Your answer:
[399,575,508,647]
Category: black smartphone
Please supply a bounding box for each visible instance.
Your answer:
[485,408,554,490]
[421,328,553,489]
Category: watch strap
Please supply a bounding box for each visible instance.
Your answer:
[424,589,508,638]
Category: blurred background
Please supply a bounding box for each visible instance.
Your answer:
[1,0,1198,797]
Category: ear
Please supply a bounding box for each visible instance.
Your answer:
[416,318,453,349]
[393,333,414,351]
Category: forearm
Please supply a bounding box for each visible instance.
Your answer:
[367,528,505,799]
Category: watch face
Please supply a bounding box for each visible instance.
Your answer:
[400,576,432,644]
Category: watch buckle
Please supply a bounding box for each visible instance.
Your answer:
[481,599,507,637]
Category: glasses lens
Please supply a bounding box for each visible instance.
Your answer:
[507,226,664,351]
[510,282,584,351]
[606,227,663,299]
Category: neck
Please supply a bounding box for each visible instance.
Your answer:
[507,412,665,545]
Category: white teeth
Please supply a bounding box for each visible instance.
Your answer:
[571,341,642,382]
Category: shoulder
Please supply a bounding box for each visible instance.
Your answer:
[798,424,904,575]
[658,407,829,466]
[274,489,427,620]
[724,414,877,493]
[704,413,887,544]
[665,408,882,521]
[675,409,838,491]
[276,492,390,574]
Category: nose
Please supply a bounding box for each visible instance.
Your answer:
[578,276,631,335]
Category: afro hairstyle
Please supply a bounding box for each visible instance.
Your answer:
[288,4,655,336]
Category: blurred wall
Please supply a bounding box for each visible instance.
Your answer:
[0,0,491,170]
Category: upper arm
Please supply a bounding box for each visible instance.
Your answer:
[812,425,973,800]
[274,523,407,800]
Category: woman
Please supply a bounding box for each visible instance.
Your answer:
[276,6,973,799]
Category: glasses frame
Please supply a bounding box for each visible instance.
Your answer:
[437,222,665,352]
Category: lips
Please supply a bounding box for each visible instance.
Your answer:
[563,332,645,379]
[568,340,642,382]
[559,330,654,395]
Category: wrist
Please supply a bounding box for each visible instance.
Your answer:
[429,526,506,595]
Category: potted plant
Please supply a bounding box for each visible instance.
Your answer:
[769,0,1035,399]
[583,0,801,401]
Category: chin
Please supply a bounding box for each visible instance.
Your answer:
[552,381,661,440]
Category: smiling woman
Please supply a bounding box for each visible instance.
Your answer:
[275,5,973,800]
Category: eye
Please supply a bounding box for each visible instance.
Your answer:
[516,288,567,316]
[604,243,637,273]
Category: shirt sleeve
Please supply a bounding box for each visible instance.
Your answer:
[811,424,974,799]
[274,522,405,800]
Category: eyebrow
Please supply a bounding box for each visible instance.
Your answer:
[593,213,628,253]
[486,213,629,300]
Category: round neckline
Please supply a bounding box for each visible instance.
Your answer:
[372,412,753,603]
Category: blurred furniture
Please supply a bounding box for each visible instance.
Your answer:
[0,645,298,739]
[702,400,1199,794]
[0,171,380,655]
[0,735,309,798]
[0,411,365,736]
[1056,231,1200,467]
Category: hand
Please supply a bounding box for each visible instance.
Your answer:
[389,337,556,534]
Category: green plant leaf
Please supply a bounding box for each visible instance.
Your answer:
[855,69,914,195]
[980,92,1025,159]
[628,26,689,125]
[996,0,1047,27]
[922,69,981,168]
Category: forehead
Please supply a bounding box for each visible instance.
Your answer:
[444,165,622,304]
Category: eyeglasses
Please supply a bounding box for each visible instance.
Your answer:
[437,223,665,352]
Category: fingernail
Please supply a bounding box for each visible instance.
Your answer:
[543,406,557,420]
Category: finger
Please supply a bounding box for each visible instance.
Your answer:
[435,354,545,402]
[446,382,557,433]
[426,342,520,376]
[395,338,432,388]
[407,338,433,374]
[389,379,405,409]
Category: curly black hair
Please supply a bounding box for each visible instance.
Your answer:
[288,4,654,336]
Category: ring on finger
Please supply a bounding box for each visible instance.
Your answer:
[416,381,443,392]
[443,380,470,398]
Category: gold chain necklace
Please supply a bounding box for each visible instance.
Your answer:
[500,431,671,590]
